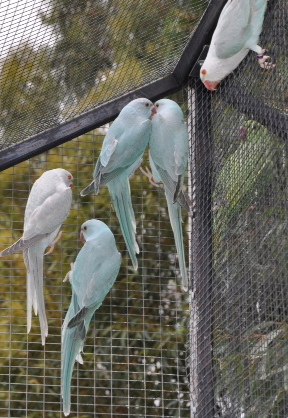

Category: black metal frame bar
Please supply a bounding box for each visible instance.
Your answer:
[0,0,226,172]
[189,76,215,418]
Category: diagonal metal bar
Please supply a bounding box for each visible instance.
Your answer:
[0,75,180,171]
[0,0,227,172]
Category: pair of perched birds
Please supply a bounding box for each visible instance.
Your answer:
[0,0,275,414]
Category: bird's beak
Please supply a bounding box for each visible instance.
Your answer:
[80,231,86,244]
[151,106,157,118]
[204,80,219,91]
[69,183,74,189]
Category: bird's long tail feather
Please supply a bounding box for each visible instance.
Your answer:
[80,180,96,197]
[62,323,85,417]
[24,247,48,345]
[165,191,188,291]
[108,174,139,270]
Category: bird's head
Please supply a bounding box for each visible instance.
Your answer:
[127,97,155,119]
[80,219,107,244]
[200,68,220,91]
[152,99,184,120]
[80,223,87,244]
[55,168,74,188]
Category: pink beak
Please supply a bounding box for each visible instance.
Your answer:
[204,80,220,91]
[151,106,157,117]
[80,231,86,244]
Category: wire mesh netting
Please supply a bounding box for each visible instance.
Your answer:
[0,0,208,150]
[0,91,191,417]
[0,0,288,417]
[188,0,288,416]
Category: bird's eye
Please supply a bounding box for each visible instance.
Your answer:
[68,175,72,180]
[83,226,87,231]
[201,69,207,75]
[156,103,159,107]
[145,103,150,107]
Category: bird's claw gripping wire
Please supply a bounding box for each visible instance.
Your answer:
[140,166,163,189]
[257,50,276,69]
[44,230,63,255]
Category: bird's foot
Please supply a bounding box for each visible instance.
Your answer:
[44,230,63,255]
[140,166,163,188]
[257,50,276,69]
[63,262,74,282]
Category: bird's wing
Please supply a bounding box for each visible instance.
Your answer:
[98,118,125,170]
[70,240,121,322]
[100,138,119,167]
[100,118,150,174]
[213,0,252,59]
[151,114,188,198]
[83,253,120,308]
[23,188,72,240]
[0,185,70,256]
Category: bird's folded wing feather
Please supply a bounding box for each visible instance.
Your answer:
[98,166,130,187]
[23,189,71,240]
[99,155,141,188]
[0,233,49,256]
[151,162,189,211]
[214,0,252,59]
[72,241,120,306]
[99,118,125,168]
[96,128,133,183]
[154,163,178,197]
[102,117,150,171]
[100,138,118,167]
[83,259,119,308]
[152,115,188,179]
[68,254,120,327]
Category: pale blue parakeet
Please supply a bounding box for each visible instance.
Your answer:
[61,219,121,416]
[149,99,189,291]
[0,168,73,345]
[80,98,154,270]
[200,0,275,91]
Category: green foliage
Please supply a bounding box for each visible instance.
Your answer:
[0,0,206,148]
[0,45,61,147]
[40,1,113,98]
[213,120,276,233]
[212,113,288,415]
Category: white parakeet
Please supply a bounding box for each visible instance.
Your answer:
[0,168,73,345]
[200,0,275,91]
